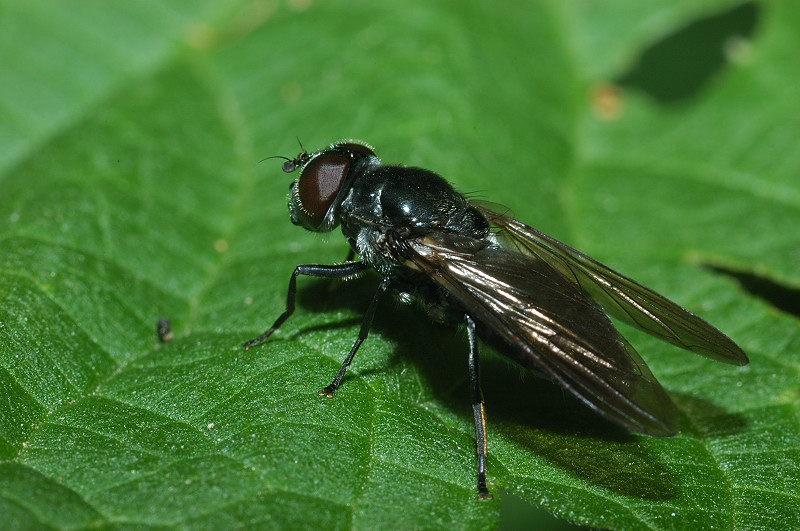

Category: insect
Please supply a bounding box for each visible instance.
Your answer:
[156,318,172,342]
[244,140,748,499]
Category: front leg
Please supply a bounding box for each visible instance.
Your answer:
[244,261,369,350]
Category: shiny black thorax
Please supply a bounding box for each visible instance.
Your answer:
[337,163,490,273]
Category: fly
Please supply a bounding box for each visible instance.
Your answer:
[244,140,748,499]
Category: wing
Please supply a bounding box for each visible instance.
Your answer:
[399,233,679,436]
[473,203,748,366]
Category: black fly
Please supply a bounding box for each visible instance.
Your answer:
[244,140,748,499]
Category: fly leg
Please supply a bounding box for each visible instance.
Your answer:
[327,248,356,292]
[243,261,369,350]
[466,314,492,499]
[320,276,391,396]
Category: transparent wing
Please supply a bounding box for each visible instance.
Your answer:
[473,203,748,366]
[400,233,679,436]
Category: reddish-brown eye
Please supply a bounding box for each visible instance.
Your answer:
[297,153,350,227]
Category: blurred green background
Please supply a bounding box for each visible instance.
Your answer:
[1,1,798,529]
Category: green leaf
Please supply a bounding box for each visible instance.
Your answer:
[1,1,798,529]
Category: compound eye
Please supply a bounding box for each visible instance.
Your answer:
[296,153,350,227]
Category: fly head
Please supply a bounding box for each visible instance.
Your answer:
[285,141,377,232]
